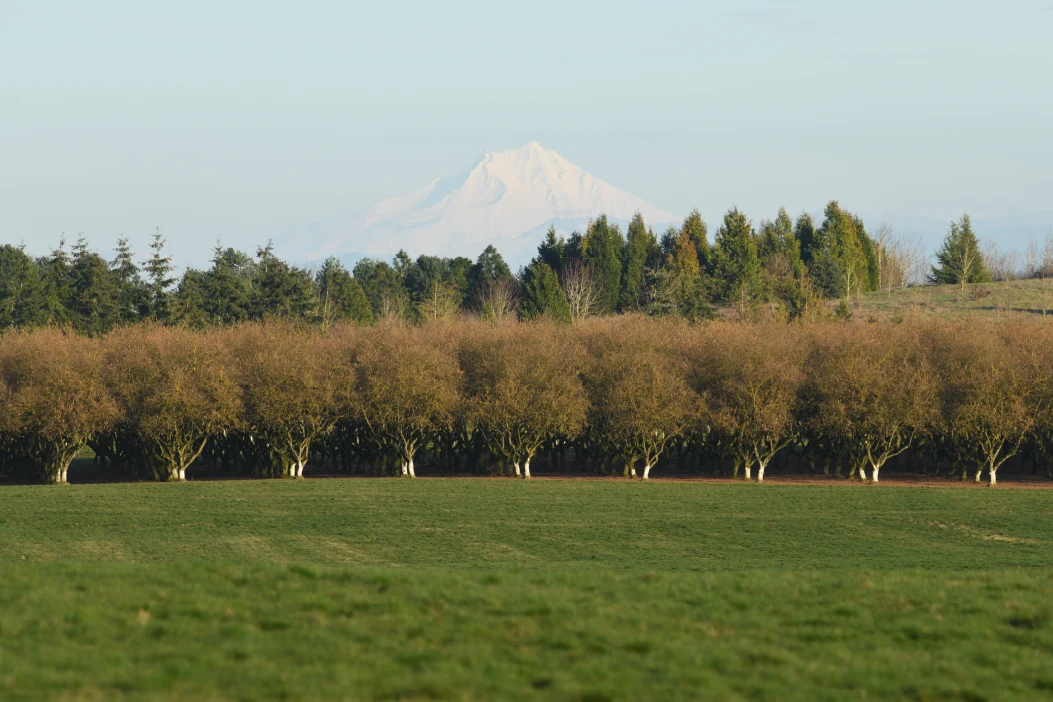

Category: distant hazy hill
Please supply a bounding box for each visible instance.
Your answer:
[279,142,680,267]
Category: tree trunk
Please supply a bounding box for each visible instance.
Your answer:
[988,458,998,486]
[642,463,652,481]
[975,466,984,483]
[408,458,416,478]
[871,462,881,483]
[756,459,768,482]
[743,462,752,481]
[401,462,408,477]
[513,461,521,477]
[522,459,531,479]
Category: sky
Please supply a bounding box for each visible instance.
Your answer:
[2,0,1052,268]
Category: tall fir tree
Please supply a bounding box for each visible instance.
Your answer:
[581,215,625,314]
[170,269,209,329]
[929,213,990,287]
[203,244,254,324]
[681,208,710,272]
[620,212,657,311]
[758,207,805,279]
[111,237,146,324]
[39,237,75,327]
[814,201,868,300]
[70,236,120,335]
[794,212,820,265]
[712,208,763,314]
[142,228,175,322]
[353,258,408,319]
[853,216,880,292]
[535,226,566,273]
[316,257,374,328]
[0,244,46,328]
[251,241,318,321]
[468,245,512,297]
[519,261,571,323]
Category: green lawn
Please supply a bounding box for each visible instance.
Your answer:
[1,479,1051,700]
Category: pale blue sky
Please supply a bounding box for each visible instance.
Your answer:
[2,0,1051,266]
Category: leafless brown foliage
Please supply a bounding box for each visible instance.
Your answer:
[228,322,348,478]
[806,323,939,482]
[460,322,586,477]
[354,322,461,477]
[560,260,604,323]
[104,326,241,481]
[1,318,1052,486]
[929,323,1037,485]
[693,325,805,481]
[582,317,696,479]
[0,329,117,483]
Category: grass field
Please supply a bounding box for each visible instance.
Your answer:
[714,278,1053,321]
[1,479,1052,700]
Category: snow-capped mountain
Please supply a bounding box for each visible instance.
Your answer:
[280,142,680,267]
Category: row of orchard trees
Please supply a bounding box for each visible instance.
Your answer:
[0,318,1051,486]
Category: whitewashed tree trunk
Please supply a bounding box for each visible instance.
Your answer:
[756,459,768,482]
[989,462,998,486]
[401,462,408,477]
[975,466,984,483]
[513,461,521,477]
[642,463,652,481]
[871,463,881,483]
[743,462,752,481]
[60,468,69,484]
[522,459,531,478]
[179,468,187,481]
[858,464,868,482]
[408,458,416,478]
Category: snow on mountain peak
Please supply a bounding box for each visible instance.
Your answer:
[282,142,680,266]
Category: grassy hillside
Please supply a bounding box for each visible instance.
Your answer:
[848,278,1053,321]
[1,480,1051,700]
[716,278,1053,321]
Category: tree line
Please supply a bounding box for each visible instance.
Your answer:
[1,318,1050,486]
[2,202,1012,334]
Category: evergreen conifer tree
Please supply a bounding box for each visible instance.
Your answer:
[519,261,571,323]
[620,212,656,311]
[202,244,254,324]
[712,208,763,314]
[581,215,625,314]
[142,228,175,322]
[39,237,75,327]
[794,212,820,265]
[815,202,868,300]
[681,208,710,272]
[316,257,373,327]
[111,237,146,324]
[929,213,990,288]
[70,236,120,335]
[0,244,46,328]
[535,226,566,273]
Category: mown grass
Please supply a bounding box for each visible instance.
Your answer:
[1,479,1051,700]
